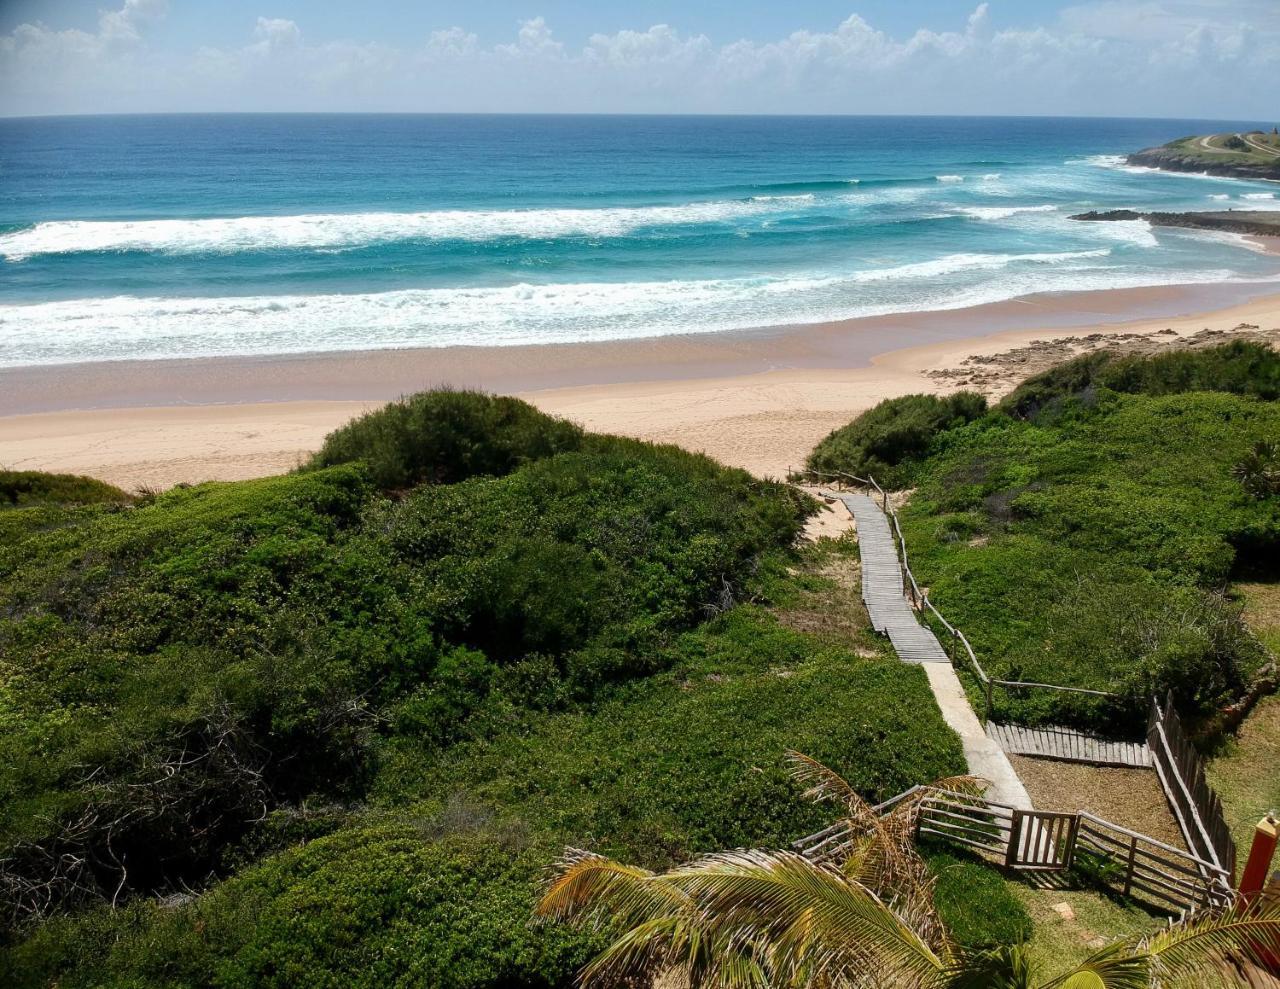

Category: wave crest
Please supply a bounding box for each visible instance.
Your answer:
[0,200,788,259]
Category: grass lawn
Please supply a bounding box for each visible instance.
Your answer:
[1207,694,1280,856]
[1013,882,1162,974]
[1207,581,1280,855]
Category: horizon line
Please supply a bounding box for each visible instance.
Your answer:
[2,110,1276,126]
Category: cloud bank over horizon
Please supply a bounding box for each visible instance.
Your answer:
[1,1,1277,119]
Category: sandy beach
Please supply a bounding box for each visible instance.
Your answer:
[3,279,1280,489]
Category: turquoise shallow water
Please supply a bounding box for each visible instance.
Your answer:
[1,114,1277,367]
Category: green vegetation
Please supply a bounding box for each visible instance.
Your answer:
[1207,583,1280,853]
[1157,131,1280,172]
[808,342,1280,731]
[538,754,1280,988]
[923,846,1032,948]
[0,469,130,509]
[999,340,1280,421]
[1208,693,1280,856]
[2,391,966,987]
[305,387,585,490]
[1010,884,1162,975]
[806,391,987,489]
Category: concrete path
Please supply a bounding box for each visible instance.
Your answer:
[830,491,1033,810]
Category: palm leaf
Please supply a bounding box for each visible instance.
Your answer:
[786,750,868,817]
[1039,940,1151,989]
[536,847,684,930]
[664,849,946,988]
[1138,899,1280,987]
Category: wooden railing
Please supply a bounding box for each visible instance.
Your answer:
[788,467,1117,720]
[1076,813,1233,910]
[1148,692,1236,883]
[787,469,1240,908]
[793,785,1233,913]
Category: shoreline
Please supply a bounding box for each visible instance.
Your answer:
[3,278,1280,487]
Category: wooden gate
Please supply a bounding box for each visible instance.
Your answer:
[1005,809,1078,871]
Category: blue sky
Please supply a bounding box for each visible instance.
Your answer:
[2,1,1277,118]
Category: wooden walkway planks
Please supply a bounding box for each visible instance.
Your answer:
[837,493,949,664]
[986,722,1153,768]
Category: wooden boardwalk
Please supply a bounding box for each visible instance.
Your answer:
[838,493,948,664]
[986,722,1153,768]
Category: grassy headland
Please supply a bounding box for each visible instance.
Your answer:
[1129,130,1280,180]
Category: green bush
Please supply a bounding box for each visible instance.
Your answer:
[806,392,987,489]
[898,388,1280,730]
[0,470,130,509]
[3,827,602,989]
[1000,340,1280,422]
[303,389,584,491]
[924,846,1032,948]
[0,412,811,919]
[376,606,966,865]
[5,608,965,988]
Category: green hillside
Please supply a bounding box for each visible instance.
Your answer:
[1,391,965,987]
[808,341,1280,731]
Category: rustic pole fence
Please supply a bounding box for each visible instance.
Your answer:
[789,467,1118,722]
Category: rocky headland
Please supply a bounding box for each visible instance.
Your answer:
[1070,209,1280,238]
[1127,145,1280,181]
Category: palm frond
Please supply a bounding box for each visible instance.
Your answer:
[786,750,867,817]
[1039,940,1151,989]
[1139,898,1280,987]
[665,848,945,988]
[536,847,684,930]
[942,943,1035,989]
[924,776,989,798]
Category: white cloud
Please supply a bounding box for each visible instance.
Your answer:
[98,0,168,44]
[250,17,302,53]
[1,2,1277,117]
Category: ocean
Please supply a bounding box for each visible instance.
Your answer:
[1,113,1278,368]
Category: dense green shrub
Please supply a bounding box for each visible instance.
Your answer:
[303,389,584,490]
[898,388,1280,729]
[0,411,811,920]
[806,392,987,489]
[3,828,602,989]
[377,606,966,864]
[4,608,965,988]
[924,846,1032,948]
[0,470,130,509]
[1000,340,1280,422]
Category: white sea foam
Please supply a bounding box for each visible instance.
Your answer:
[981,173,1001,181]
[1078,218,1160,248]
[849,249,1110,283]
[5,255,1267,367]
[1076,154,1127,169]
[1074,154,1247,184]
[0,200,784,260]
[936,174,965,183]
[954,204,1058,220]
[1243,192,1276,200]
[1209,194,1231,200]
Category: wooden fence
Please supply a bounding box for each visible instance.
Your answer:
[788,468,1240,901]
[788,467,1118,721]
[794,785,1233,913]
[1148,691,1237,882]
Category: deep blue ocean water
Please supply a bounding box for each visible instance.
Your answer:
[1,114,1278,367]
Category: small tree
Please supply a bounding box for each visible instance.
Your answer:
[1233,441,1280,499]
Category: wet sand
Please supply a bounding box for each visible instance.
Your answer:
[2,280,1279,488]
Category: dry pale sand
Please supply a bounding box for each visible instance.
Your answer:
[2,283,1280,490]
